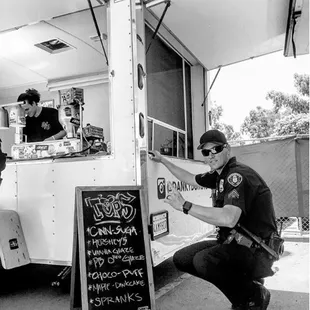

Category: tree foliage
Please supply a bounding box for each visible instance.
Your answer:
[209,102,242,141]
[294,73,309,96]
[273,113,309,136]
[241,106,277,138]
[241,73,309,138]
[266,91,309,114]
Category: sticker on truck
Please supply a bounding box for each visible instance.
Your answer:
[9,238,19,250]
[149,211,169,241]
[157,177,207,200]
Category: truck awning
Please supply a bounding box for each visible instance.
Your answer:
[0,0,308,71]
[149,0,309,69]
[0,0,90,33]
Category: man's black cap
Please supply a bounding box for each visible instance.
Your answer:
[197,129,227,150]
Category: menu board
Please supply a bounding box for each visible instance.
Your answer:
[70,186,155,310]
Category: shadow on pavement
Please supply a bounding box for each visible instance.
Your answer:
[0,264,68,294]
[0,258,182,295]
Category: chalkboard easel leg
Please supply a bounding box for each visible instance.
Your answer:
[70,222,82,309]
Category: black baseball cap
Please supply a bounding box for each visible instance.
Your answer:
[197,129,227,150]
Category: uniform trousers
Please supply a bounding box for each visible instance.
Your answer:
[173,240,266,305]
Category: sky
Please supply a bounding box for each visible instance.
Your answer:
[209,51,310,132]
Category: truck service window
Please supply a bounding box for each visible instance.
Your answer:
[145,25,193,159]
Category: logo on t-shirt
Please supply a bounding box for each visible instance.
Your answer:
[41,121,51,131]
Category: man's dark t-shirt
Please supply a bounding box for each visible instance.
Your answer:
[24,107,64,142]
[195,157,278,240]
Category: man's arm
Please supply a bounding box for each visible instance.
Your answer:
[45,109,67,141]
[149,150,198,187]
[166,184,242,228]
[53,130,67,140]
[188,204,242,228]
[44,129,67,141]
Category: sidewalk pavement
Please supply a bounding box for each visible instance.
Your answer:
[155,240,309,310]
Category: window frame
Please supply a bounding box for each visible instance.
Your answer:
[145,25,193,159]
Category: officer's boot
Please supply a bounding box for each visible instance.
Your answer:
[246,282,271,310]
[231,304,247,310]
[231,279,265,309]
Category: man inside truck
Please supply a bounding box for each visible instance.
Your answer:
[149,129,282,310]
[17,88,66,142]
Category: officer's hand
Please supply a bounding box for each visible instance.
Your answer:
[164,182,185,212]
[148,150,163,163]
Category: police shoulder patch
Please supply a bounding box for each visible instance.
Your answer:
[227,172,243,187]
[228,189,240,199]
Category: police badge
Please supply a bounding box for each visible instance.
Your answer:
[219,179,224,192]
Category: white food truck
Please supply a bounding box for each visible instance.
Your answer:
[0,0,308,271]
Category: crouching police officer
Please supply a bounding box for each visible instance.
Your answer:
[149,129,283,310]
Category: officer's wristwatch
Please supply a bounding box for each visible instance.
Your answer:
[182,201,193,214]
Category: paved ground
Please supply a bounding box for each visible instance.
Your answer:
[155,240,309,310]
[0,240,308,310]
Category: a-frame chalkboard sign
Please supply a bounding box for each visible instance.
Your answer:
[70,186,155,310]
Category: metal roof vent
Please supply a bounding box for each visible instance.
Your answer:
[34,38,74,54]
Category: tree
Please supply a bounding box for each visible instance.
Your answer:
[273,113,309,136]
[266,91,309,114]
[294,73,309,97]
[240,106,277,138]
[222,124,242,141]
[241,73,309,138]
[266,73,309,114]
[209,102,242,141]
[209,102,223,127]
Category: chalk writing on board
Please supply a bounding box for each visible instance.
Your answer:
[86,225,137,237]
[72,188,153,310]
[85,192,137,224]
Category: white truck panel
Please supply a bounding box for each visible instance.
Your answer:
[0,164,18,211]
[1,155,215,266]
[1,156,136,265]
[147,157,214,266]
[16,162,56,262]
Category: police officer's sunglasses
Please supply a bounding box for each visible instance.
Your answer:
[201,144,227,157]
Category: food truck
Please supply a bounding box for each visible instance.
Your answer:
[0,0,308,271]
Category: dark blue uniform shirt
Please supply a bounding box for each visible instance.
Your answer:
[195,157,277,240]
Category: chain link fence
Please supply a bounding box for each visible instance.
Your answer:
[277,217,309,236]
[231,136,309,235]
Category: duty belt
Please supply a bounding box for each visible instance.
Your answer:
[224,224,280,260]
[223,229,255,248]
